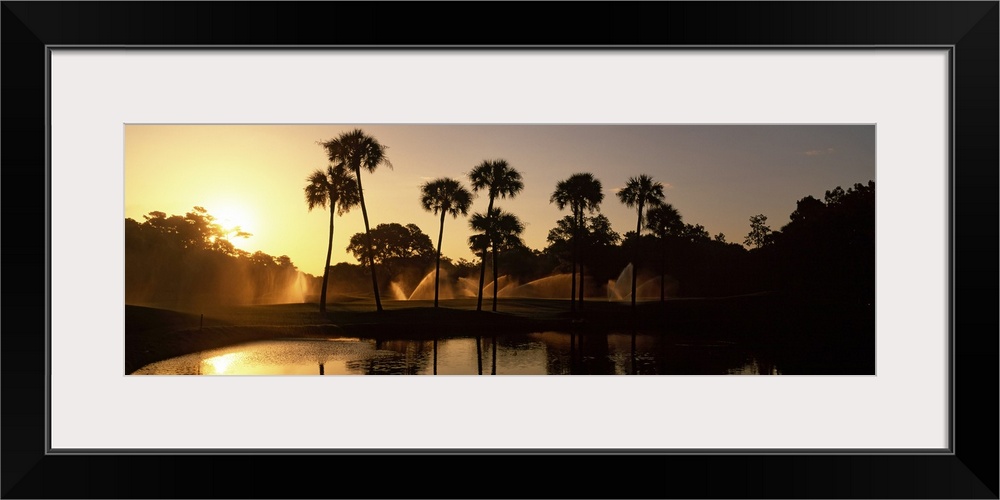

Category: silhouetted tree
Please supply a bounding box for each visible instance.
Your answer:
[324,262,373,297]
[125,208,302,308]
[645,203,684,302]
[547,214,621,249]
[304,164,360,312]
[546,213,621,298]
[319,129,393,312]
[468,233,491,285]
[617,174,665,310]
[770,181,875,303]
[551,173,604,312]
[789,195,826,224]
[681,223,711,243]
[646,204,684,238]
[744,214,772,249]
[469,208,524,311]
[494,244,544,284]
[468,159,523,311]
[346,223,435,285]
[452,258,479,280]
[139,207,251,254]
[420,177,473,308]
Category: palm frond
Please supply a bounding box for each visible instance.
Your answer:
[319,128,392,175]
[304,169,331,211]
[551,172,604,213]
[420,177,474,217]
[469,159,522,198]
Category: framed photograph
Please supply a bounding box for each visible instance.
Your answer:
[4,2,996,498]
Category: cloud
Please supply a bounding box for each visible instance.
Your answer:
[805,148,835,156]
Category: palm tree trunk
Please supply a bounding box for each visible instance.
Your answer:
[434,210,445,308]
[476,336,482,375]
[476,251,487,311]
[491,246,499,311]
[319,204,336,313]
[491,335,497,375]
[476,195,495,312]
[631,204,642,310]
[355,169,383,312]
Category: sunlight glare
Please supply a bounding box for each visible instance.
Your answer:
[202,352,241,375]
[209,204,255,247]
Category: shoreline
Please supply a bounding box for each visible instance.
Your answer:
[125,293,872,374]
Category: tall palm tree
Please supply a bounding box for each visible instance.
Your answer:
[319,129,393,312]
[468,159,523,312]
[644,203,683,302]
[304,164,360,313]
[420,177,473,308]
[617,174,665,309]
[550,173,604,312]
[469,208,524,311]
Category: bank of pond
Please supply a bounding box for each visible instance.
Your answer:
[127,294,874,375]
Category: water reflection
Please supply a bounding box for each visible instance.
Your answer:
[134,331,787,375]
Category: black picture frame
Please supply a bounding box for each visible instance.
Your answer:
[3,2,996,498]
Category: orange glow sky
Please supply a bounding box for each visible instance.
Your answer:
[125,124,875,277]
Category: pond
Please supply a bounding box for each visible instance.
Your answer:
[132,331,785,375]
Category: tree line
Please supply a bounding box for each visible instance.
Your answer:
[123,128,875,313]
[125,207,308,308]
[302,128,876,314]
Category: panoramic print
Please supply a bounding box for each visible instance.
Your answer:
[125,125,875,375]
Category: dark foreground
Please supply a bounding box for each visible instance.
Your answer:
[125,293,875,375]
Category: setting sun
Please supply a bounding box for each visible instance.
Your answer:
[207,203,256,249]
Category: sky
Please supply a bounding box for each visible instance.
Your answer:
[124,124,876,277]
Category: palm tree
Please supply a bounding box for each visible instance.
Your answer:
[617,174,665,309]
[644,203,683,302]
[468,159,523,312]
[319,129,393,312]
[304,164,360,313]
[420,177,473,308]
[550,173,604,312]
[469,208,524,311]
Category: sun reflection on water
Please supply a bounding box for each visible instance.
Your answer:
[201,352,241,375]
[137,334,792,375]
